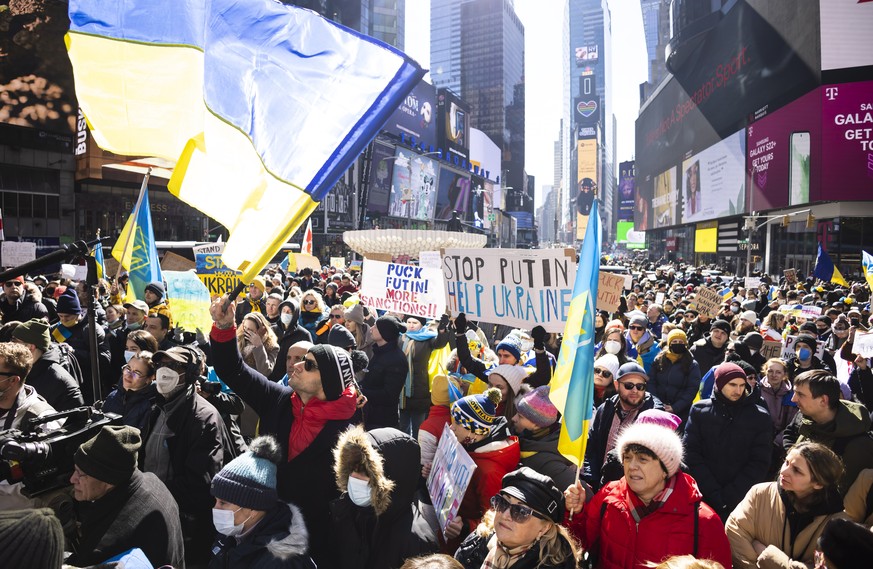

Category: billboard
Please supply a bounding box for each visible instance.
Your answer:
[387,149,439,221]
[367,142,396,214]
[820,0,873,72]
[680,129,746,224]
[618,161,635,221]
[821,81,873,199]
[574,97,600,128]
[437,89,470,163]
[575,45,599,66]
[652,167,679,229]
[385,79,437,149]
[435,167,472,221]
[576,138,598,240]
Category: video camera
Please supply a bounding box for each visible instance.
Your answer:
[0,406,121,497]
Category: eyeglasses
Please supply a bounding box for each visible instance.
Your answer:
[303,300,316,306]
[121,364,145,380]
[628,325,645,331]
[3,281,22,288]
[490,494,546,523]
[593,368,612,379]
[302,358,319,372]
[621,382,647,391]
[331,314,344,320]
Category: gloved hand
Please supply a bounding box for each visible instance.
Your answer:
[439,313,450,331]
[453,313,467,335]
[531,325,547,350]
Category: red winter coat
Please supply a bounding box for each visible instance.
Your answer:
[457,437,520,531]
[569,473,732,569]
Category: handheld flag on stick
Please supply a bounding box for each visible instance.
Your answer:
[93,239,105,281]
[813,242,848,287]
[549,199,601,466]
[67,0,425,284]
[111,173,163,300]
[301,219,313,256]
[863,251,873,293]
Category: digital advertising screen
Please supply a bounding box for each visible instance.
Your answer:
[387,149,439,221]
[618,161,635,221]
[576,138,598,240]
[434,167,472,221]
[820,0,873,72]
[437,89,470,163]
[366,143,396,214]
[651,167,679,229]
[821,80,873,200]
[575,45,599,66]
[385,79,438,149]
[681,129,747,224]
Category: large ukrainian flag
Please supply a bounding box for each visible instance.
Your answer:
[67,0,424,283]
[549,199,601,466]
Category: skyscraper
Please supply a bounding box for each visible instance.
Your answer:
[430,0,465,94]
[639,0,670,104]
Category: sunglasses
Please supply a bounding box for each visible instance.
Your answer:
[3,281,22,288]
[490,494,546,523]
[331,314,344,319]
[621,382,646,391]
[593,367,612,379]
[628,325,645,331]
[302,358,319,372]
[303,299,316,305]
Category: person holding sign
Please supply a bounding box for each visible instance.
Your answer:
[454,467,579,569]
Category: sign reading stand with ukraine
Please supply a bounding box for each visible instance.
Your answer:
[67,0,425,284]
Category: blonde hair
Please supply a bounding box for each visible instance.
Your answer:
[647,555,725,569]
[300,290,325,313]
[475,504,581,566]
[237,312,279,352]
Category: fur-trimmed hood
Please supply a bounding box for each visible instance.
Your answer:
[334,425,420,519]
[266,503,310,560]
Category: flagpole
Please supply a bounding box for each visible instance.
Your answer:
[115,168,151,282]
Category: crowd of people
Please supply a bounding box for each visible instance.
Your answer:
[0,260,872,568]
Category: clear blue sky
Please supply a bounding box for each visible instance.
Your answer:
[404,0,647,207]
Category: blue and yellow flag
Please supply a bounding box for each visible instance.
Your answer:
[549,200,601,466]
[93,241,105,280]
[67,0,424,284]
[862,251,873,292]
[814,242,848,287]
[718,286,734,301]
[111,188,163,300]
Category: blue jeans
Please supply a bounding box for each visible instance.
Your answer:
[399,408,428,439]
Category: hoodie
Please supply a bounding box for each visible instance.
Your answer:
[330,426,438,569]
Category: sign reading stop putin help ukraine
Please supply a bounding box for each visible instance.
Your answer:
[441,248,576,333]
[360,259,446,319]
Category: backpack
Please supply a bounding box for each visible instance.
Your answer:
[55,342,85,386]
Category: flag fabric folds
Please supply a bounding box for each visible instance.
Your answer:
[67,0,424,283]
[814,242,848,287]
[863,251,873,293]
[93,241,105,280]
[302,219,314,256]
[549,199,601,466]
[111,189,163,300]
[718,286,734,301]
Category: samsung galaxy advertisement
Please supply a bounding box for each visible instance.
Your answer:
[821,80,873,199]
[387,149,439,221]
[681,130,746,224]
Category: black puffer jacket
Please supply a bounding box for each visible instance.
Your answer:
[330,427,438,569]
[361,341,408,430]
[0,291,48,323]
[689,335,727,376]
[683,388,773,521]
[25,345,83,412]
[102,382,157,433]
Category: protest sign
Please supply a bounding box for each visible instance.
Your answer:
[655,292,665,306]
[694,287,723,318]
[287,253,322,273]
[161,251,196,272]
[853,331,873,358]
[330,256,346,269]
[441,248,576,333]
[760,340,783,361]
[193,242,243,296]
[744,277,761,290]
[427,424,477,539]
[164,270,213,332]
[784,269,797,284]
[622,273,633,290]
[349,259,363,272]
[782,335,826,360]
[360,259,446,319]
[799,305,822,319]
[1,241,36,267]
[419,251,442,270]
[60,263,88,281]
[597,272,625,312]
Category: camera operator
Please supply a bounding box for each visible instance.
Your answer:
[0,342,60,432]
[66,425,184,568]
[11,319,84,412]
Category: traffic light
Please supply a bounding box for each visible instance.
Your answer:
[806,212,815,229]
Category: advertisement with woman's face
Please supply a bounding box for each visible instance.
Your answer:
[680,129,747,223]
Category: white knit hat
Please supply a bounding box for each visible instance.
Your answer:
[616,422,684,477]
[740,310,758,325]
[593,354,620,379]
[489,364,528,396]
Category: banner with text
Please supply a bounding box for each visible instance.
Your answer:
[597,272,626,312]
[441,248,576,333]
[193,243,243,297]
[360,259,446,319]
[164,270,213,333]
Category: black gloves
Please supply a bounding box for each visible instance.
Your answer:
[439,313,450,331]
[454,313,467,335]
[531,325,547,350]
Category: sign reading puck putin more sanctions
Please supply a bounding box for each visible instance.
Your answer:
[359,259,446,319]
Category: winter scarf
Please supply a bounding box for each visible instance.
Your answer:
[402,329,438,399]
[287,386,357,460]
[483,533,534,569]
[627,473,677,523]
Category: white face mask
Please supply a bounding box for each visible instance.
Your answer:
[124,350,137,363]
[212,507,248,536]
[347,476,372,507]
[604,340,622,355]
[155,368,182,395]
[280,313,294,326]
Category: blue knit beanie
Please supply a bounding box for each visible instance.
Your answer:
[451,388,502,436]
[495,335,522,363]
[211,436,281,510]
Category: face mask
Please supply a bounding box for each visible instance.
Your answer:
[280,313,294,326]
[669,344,687,354]
[124,350,137,363]
[347,476,372,507]
[212,507,247,536]
[730,306,740,314]
[155,368,182,395]
[604,340,622,355]
[797,347,812,362]
[851,318,860,327]
[126,321,142,331]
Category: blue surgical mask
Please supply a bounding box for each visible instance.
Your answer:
[797,347,812,362]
